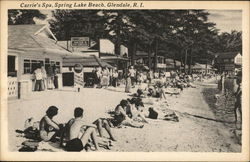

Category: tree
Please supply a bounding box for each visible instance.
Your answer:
[8,10,46,25]
[49,10,106,42]
[166,10,218,74]
[214,30,242,53]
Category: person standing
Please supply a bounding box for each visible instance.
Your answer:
[102,66,109,88]
[234,71,242,126]
[47,65,54,90]
[41,65,47,90]
[53,65,59,89]
[96,67,102,88]
[112,68,119,87]
[34,64,43,91]
[129,66,136,87]
[125,70,132,93]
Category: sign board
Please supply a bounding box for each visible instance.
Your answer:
[71,37,89,47]
[74,72,84,87]
[74,64,83,73]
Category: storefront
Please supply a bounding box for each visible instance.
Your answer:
[62,55,113,87]
[8,25,71,99]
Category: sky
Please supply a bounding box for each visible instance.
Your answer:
[206,10,242,33]
[37,10,242,34]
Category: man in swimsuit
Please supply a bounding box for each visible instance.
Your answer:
[65,107,100,151]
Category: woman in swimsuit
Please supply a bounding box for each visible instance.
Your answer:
[39,106,64,142]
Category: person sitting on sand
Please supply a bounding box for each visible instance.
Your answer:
[93,118,116,141]
[127,98,148,123]
[65,107,100,151]
[113,100,144,128]
[39,106,64,142]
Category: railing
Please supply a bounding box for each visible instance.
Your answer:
[8,77,18,98]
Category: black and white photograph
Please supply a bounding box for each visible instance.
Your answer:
[1,0,249,161]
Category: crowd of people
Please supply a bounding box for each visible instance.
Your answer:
[91,66,119,88]
[33,64,59,91]
[19,66,203,152]
[18,64,244,152]
[90,65,200,95]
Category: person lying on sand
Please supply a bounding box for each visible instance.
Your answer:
[39,106,64,142]
[65,107,100,151]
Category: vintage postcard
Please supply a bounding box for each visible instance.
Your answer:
[0,0,249,161]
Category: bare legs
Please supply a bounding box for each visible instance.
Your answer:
[96,119,116,141]
[80,127,100,151]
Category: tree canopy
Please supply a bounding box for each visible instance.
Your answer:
[9,9,241,71]
[8,10,47,25]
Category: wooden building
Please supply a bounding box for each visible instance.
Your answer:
[8,25,71,99]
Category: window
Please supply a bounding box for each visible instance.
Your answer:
[55,62,61,73]
[224,59,229,63]
[45,58,50,73]
[24,60,31,74]
[8,56,17,77]
[23,59,44,74]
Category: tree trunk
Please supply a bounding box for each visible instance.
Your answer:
[174,58,176,69]
[184,48,188,73]
[188,49,192,74]
[154,38,158,72]
[131,42,137,66]
[148,48,152,70]
[115,43,120,56]
[173,51,176,69]
[205,59,208,75]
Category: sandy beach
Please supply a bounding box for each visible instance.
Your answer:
[7,81,241,152]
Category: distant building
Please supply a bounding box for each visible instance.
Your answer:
[165,59,182,71]
[214,52,242,74]
[134,51,166,71]
[8,25,71,99]
[58,38,113,87]
[98,39,129,70]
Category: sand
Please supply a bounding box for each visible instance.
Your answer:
[7,81,241,152]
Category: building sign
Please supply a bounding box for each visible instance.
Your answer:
[71,37,89,47]
[99,39,115,54]
[74,63,83,73]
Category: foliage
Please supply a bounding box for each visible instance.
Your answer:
[8,10,46,25]
[47,10,241,70]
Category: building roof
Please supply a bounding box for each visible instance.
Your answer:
[135,50,155,57]
[216,52,241,59]
[192,63,212,70]
[8,25,70,55]
[165,59,181,66]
